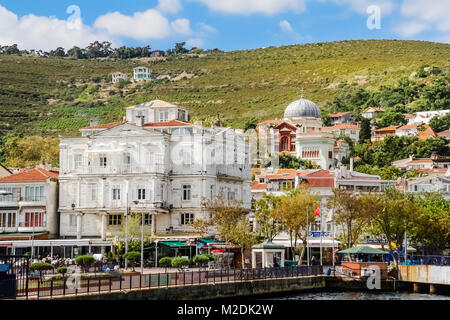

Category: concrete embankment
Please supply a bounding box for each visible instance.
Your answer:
[49,276,326,300]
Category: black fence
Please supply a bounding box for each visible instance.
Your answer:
[25,265,322,299]
[0,255,29,299]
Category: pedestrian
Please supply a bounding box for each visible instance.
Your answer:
[311,256,316,265]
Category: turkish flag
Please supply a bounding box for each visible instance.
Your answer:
[315,205,320,216]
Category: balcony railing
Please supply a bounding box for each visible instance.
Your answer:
[78,164,166,175]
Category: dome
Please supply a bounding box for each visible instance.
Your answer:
[284,98,321,119]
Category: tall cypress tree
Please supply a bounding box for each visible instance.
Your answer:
[359,119,372,143]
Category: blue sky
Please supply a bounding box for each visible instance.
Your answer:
[0,0,448,52]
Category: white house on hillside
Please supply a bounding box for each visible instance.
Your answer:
[133,66,152,81]
[58,101,252,244]
[112,72,128,83]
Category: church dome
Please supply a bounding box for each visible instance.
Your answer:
[284,98,321,119]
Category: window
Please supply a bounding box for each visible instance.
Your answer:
[124,153,131,165]
[25,186,44,201]
[89,184,97,201]
[159,110,169,122]
[182,149,192,165]
[74,154,83,169]
[328,151,333,159]
[228,191,235,201]
[160,184,165,202]
[178,110,186,121]
[280,136,289,151]
[138,188,146,200]
[210,185,214,200]
[182,185,191,201]
[143,214,152,225]
[0,188,20,202]
[108,214,122,226]
[25,212,45,227]
[100,156,107,168]
[112,188,121,200]
[70,215,77,227]
[0,213,14,227]
[181,213,194,225]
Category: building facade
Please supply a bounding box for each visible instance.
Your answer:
[111,72,128,83]
[58,100,252,241]
[133,66,152,81]
[0,168,59,241]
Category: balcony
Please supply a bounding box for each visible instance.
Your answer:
[19,196,46,206]
[78,164,166,175]
[217,164,252,180]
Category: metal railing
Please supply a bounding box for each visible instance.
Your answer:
[21,265,322,299]
[399,255,450,266]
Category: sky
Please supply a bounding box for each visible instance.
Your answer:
[0,0,448,52]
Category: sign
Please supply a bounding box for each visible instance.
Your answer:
[309,232,330,238]
[315,205,320,216]
[0,242,12,247]
[0,264,10,273]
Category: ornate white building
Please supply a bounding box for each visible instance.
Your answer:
[58,100,252,241]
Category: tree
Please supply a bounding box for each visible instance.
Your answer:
[429,113,450,132]
[376,112,407,129]
[57,266,69,277]
[359,119,372,143]
[197,196,257,268]
[67,46,86,59]
[254,193,282,242]
[193,254,210,269]
[49,47,66,57]
[1,135,60,167]
[30,262,53,280]
[174,42,188,54]
[122,251,141,272]
[410,192,450,254]
[277,153,320,169]
[75,255,96,273]
[367,188,422,269]
[171,257,190,270]
[271,187,318,264]
[243,117,258,131]
[159,257,173,272]
[329,189,373,249]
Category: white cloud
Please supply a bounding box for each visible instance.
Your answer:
[94,9,191,40]
[170,18,192,35]
[332,0,395,15]
[0,5,115,51]
[394,21,429,37]
[400,0,450,32]
[198,22,217,34]
[157,0,183,14]
[186,38,205,48]
[280,20,294,32]
[193,0,306,15]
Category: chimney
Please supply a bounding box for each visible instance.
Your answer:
[350,157,354,172]
[136,116,144,127]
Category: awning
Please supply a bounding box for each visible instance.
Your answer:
[338,246,386,255]
[272,239,340,248]
[199,238,225,244]
[159,241,190,247]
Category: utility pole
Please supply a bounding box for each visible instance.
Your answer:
[125,190,129,270]
[320,206,323,266]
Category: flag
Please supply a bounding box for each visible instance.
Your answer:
[315,205,320,216]
[326,209,334,222]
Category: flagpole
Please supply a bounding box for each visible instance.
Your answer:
[332,219,335,275]
[306,206,309,267]
[320,206,323,266]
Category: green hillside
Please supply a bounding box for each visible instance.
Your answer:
[0,39,449,137]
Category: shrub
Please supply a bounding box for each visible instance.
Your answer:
[171,257,190,270]
[123,251,141,272]
[56,266,69,276]
[30,262,53,280]
[75,255,96,272]
[159,257,173,272]
[193,255,210,268]
[205,254,215,261]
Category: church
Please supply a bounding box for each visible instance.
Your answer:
[258,96,349,170]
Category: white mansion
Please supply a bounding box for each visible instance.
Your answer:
[58,100,252,240]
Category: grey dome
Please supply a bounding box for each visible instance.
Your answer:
[284,98,321,119]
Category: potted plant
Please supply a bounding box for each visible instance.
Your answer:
[171,257,190,271]
[193,254,210,270]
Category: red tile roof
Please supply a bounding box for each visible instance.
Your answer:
[299,170,335,188]
[267,172,297,180]
[397,124,420,130]
[322,124,360,131]
[81,121,123,130]
[418,127,438,140]
[143,120,191,127]
[364,107,385,113]
[408,159,433,163]
[251,181,268,190]
[329,112,351,118]
[438,130,450,136]
[0,168,59,183]
[374,125,399,132]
